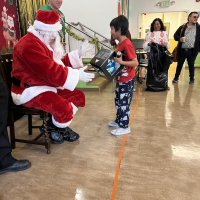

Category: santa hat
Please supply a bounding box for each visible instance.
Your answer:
[33,10,62,32]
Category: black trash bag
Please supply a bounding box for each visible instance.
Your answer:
[146,43,172,92]
[162,49,173,71]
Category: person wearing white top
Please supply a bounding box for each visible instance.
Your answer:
[143,18,170,52]
[143,18,170,91]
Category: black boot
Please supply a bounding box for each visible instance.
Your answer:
[0,159,31,175]
[40,119,64,144]
[49,129,64,144]
[63,127,80,142]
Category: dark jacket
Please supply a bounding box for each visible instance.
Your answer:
[174,23,200,55]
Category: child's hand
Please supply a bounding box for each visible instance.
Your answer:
[114,56,123,65]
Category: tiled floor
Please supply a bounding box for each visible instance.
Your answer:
[0,64,200,200]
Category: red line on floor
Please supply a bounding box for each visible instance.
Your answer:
[111,89,141,200]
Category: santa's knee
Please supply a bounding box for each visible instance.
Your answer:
[76,90,85,107]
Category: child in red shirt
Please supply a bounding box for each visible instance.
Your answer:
[108,15,138,136]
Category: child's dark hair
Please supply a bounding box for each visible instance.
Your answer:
[110,15,129,35]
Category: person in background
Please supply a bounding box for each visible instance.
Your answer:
[0,73,31,175]
[143,18,170,52]
[40,0,66,48]
[108,15,138,136]
[172,12,200,85]
[143,18,170,90]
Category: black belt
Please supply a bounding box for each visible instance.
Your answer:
[12,77,32,88]
[182,48,194,51]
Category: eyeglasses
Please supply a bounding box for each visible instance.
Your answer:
[193,16,199,19]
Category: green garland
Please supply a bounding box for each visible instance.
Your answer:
[89,36,100,51]
[65,26,100,51]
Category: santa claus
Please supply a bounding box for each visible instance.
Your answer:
[11,10,95,144]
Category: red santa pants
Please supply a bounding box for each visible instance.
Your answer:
[23,89,85,128]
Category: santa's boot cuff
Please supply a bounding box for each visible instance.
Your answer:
[52,116,72,128]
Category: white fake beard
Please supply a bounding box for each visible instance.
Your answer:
[41,31,64,60]
[50,35,65,60]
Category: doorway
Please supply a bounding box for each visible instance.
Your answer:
[141,11,188,39]
[140,11,188,52]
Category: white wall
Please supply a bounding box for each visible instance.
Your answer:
[61,0,118,38]
[129,0,200,38]
[61,0,200,39]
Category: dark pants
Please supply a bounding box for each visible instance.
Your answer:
[0,74,15,169]
[115,79,134,128]
[174,48,198,81]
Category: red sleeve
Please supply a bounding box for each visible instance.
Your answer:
[17,40,69,87]
[117,39,137,61]
[124,41,137,60]
[62,54,72,67]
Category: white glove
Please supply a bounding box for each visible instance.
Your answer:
[79,66,95,82]
[78,40,93,57]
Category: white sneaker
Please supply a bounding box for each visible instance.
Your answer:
[111,127,131,136]
[108,121,119,128]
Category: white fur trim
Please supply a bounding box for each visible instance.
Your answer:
[54,57,65,67]
[71,103,78,115]
[52,116,72,128]
[33,20,62,32]
[11,86,57,105]
[68,50,83,69]
[28,26,45,42]
[28,27,65,67]
[63,67,79,91]
[51,103,77,128]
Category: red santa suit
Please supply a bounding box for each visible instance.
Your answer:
[11,10,85,128]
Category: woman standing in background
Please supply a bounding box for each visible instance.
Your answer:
[143,18,170,51]
[143,18,171,91]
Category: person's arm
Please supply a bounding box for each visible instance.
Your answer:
[163,31,170,49]
[114,57,138,67]
[62,41,92,69]
[198,25,200,51]
[174,25,183,41]
[114,43,138,68]
[62,50,83,69]
[143,32,151,52]
[17,40,79,91]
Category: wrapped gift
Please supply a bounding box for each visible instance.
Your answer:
[90,48,124,80]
